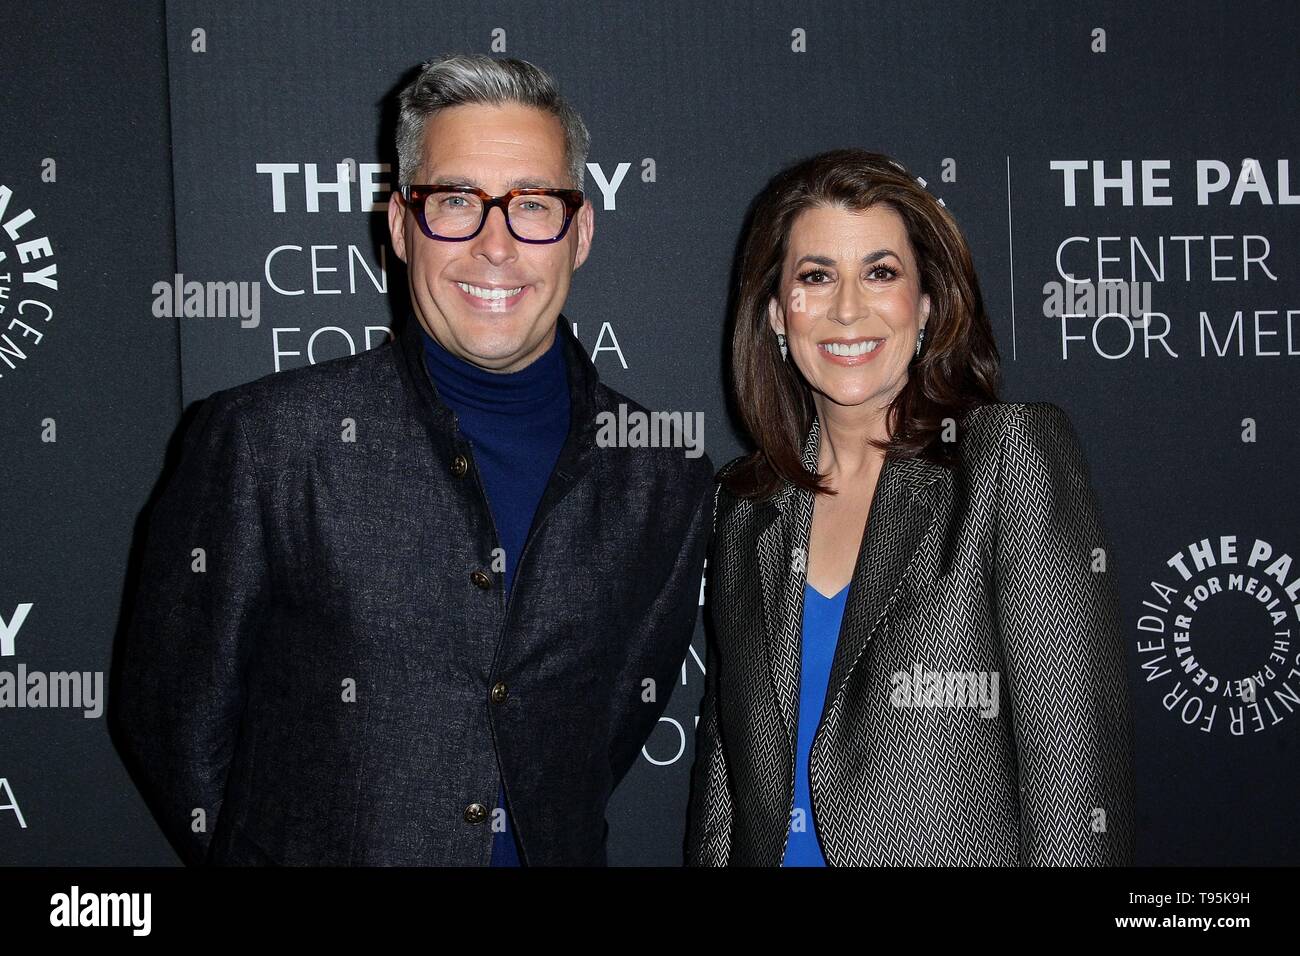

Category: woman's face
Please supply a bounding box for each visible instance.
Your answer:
[768,202,930,417]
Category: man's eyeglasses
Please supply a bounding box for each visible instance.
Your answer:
[399,184,585,244]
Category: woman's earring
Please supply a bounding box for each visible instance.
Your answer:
[914,326,927,357]
[777,332,788,361]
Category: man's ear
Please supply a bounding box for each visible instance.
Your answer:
[388,192,409,265]
[767,296,785,336]
[572,200,595,271]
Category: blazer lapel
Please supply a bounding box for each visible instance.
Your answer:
[760,420,822,760]
[758,417,952,773]
[756,501,798,757]
[820,452,948,726]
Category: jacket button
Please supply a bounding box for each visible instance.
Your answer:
[490,682,509,704]
[463,803,488,824]
[450,454,469,478]
[470,569,492,589]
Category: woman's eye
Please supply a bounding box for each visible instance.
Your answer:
[869,265,900,280]
[797,269,830,283]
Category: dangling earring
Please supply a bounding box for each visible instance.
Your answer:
[777,332,788,361]
[914,326,927,358]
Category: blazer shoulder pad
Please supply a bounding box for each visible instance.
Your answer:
[974,402,1091,492]
[715,453,747,484]
[963,401,1076,453]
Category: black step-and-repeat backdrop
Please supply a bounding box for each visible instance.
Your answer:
[2,0,1297,865]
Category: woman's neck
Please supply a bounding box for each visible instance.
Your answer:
[812,393,891,486]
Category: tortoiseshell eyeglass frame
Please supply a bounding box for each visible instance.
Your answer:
[399,184,585,244]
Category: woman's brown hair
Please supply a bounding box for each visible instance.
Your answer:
[724,148,1001,500]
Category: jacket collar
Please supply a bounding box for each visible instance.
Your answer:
[396,310,602,435]
[769,415,948,515]
[393,311,604,516]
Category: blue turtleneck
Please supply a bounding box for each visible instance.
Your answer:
[420,318,571,867]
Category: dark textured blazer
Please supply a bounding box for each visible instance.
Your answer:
[686,402,1136,866]
[115,315,713,866]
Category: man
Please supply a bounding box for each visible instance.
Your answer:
[115,54,713,866]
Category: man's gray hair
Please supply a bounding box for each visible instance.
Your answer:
[395,54,590,191]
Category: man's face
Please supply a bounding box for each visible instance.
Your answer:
[389,102,594,373]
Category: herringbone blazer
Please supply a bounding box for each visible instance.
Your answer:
[686,402,1136,866]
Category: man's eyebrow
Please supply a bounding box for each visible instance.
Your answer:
[433,174,568,190]
[794,249,900,267]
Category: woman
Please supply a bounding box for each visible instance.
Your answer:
[686,149,1135,866]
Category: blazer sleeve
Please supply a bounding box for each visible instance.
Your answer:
[685,481,733,866]
[606,467,714,790]
[992,403,1136,866]
[115,388,270,866]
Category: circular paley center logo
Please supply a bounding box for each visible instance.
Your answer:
[1135,534,1300,737]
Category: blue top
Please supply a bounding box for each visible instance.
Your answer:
[421,319,571,866]
[782,581,848,867]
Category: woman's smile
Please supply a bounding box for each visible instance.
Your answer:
[816,336,886,365]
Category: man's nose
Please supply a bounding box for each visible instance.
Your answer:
[469,204,518,265]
